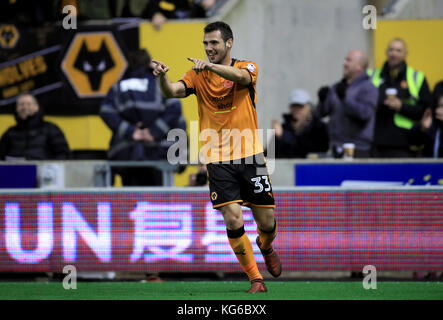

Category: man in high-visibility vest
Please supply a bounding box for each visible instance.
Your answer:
[369,38,432,158]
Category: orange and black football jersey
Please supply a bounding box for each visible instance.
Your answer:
[180,59,264,163]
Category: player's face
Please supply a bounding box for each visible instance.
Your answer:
[16,95,39,120]
[386,40,407,68]
[203,30,230,64]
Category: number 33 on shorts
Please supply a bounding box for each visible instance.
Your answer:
[251,176,272,193]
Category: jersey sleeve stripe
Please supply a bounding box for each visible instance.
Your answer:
[248,83,256,109]
[178,79,196,97]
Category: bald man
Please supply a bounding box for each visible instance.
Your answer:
[317,50,378,158]
[369,38,432,158]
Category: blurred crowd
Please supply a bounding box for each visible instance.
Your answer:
[273,38,443,160]
[1,1,442,187]
[0,0,226,29]
[0,0,225,186]
[2,37,441,188]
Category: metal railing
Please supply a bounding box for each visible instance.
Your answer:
[0,160,182,188]
[94,161,180,187]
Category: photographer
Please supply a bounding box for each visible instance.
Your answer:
[272,89,328,158]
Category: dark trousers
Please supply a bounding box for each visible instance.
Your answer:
[113,167,163,186]
[371,146,417,158]
[354,149,371,158]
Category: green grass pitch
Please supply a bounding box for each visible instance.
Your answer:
[0,281,442,300]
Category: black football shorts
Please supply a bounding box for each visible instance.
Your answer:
[206,153,275,209]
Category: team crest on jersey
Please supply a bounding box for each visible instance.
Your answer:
[224,80,233,88]
[211,192,218,201]
[246,63,255,73]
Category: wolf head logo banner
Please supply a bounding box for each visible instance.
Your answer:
[73,39,116,91]
[0,24,19,49]
[61,31,127,98]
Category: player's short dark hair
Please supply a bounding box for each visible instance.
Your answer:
[204,21,233,42]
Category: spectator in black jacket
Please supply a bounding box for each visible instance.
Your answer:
[0,93,71,160]
[272,89,329,158]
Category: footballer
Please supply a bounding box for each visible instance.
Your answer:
[152,21,281,293]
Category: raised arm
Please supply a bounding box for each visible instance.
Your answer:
[187,57,252,86]
[152,60,187,98]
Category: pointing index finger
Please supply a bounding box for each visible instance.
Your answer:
[187,57,196,63]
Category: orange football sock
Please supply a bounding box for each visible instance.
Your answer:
[257,219,277,251]
[227,226,262,281]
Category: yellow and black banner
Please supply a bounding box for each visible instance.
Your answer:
[0,23,137,115]
[61,31,127,98]
[0,24,62,112]
[0,24,19,49]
